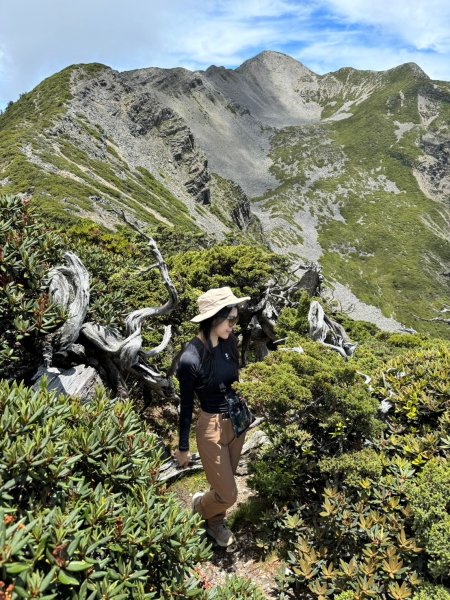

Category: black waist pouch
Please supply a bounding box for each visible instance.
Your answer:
[220,383,253,438]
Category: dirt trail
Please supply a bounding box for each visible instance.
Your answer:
[170,442,283,598]
[198,473,282,598]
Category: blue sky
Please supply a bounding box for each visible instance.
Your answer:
[1,0,450,110]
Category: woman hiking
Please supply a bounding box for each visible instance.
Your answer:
[174,286,251,548]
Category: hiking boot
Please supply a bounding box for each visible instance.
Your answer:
[191,492,204,516]
[205,521,236,547]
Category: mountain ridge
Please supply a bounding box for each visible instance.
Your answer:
[0,52,449,337]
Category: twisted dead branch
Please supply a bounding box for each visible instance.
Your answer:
[34,215,178,399]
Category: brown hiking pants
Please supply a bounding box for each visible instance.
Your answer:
[195,409,246,525]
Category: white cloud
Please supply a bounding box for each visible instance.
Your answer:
[298,1,450,79]
[323,0,450,52]
[158,0,317,66]
[0,0,449,109]
[210,0,308,19]
[0,0,318,106]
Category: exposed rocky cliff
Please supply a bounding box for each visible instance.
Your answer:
[0,51,449,335]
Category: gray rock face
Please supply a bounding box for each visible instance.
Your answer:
[228,181,255,230]
[70,70,212,207]
[418,132,450,201]
[33,365,104,402]
[120,52,324,198]
[209,51,320,127]
[120,63,279,198]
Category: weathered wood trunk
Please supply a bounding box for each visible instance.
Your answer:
[308,300,357,359]
[33,223,179,401]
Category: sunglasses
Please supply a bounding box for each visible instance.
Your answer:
[226,315,239,326]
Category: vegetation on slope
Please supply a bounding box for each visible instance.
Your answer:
[257,66,450,339]
[2,194,450,599]
[0,381,211,598]
[235,312,450,599]
[0,65,200,232]
[0,195,65,379]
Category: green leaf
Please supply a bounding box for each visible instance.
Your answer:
[58,569,80,585]
[5,562,30,574]
[40,566,58,591]
[11,585,28,598]
[66,560,93,572]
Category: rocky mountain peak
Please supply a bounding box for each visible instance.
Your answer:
[237,50,316,80]
[203,50,321,129]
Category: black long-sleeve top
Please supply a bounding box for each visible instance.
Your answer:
[176,336,239,451]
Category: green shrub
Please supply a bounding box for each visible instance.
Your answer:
[65,221,139,256]
[169,244,287,303]
[373,344,450,429]
[0,380,210,598]
[412,583,450,600]
[387,333,426,348]
[65,228,161,330]
[151,224,214,257]
[318,447,384,488]
[0,194,65,379]
[334,592,355,600]
[276,290,312,338]
[332,313,380,342]
[207,575,266,599]
[237,335,450,599]
[249,424,315,501]
[278,467,423,599]
[406,458,450,578]
[236,340,382,501]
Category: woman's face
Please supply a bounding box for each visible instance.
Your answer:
[212,307,238,340]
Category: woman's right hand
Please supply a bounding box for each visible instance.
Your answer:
[173,449,191,468]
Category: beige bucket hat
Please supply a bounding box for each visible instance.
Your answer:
[190,286,250,323]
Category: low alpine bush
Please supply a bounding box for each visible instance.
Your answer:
[406,458,450,578]
[0,380,210,598]
[0,194,64,380]
[238,330,450,599]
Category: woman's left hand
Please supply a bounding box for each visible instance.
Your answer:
[173,448,191,468]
